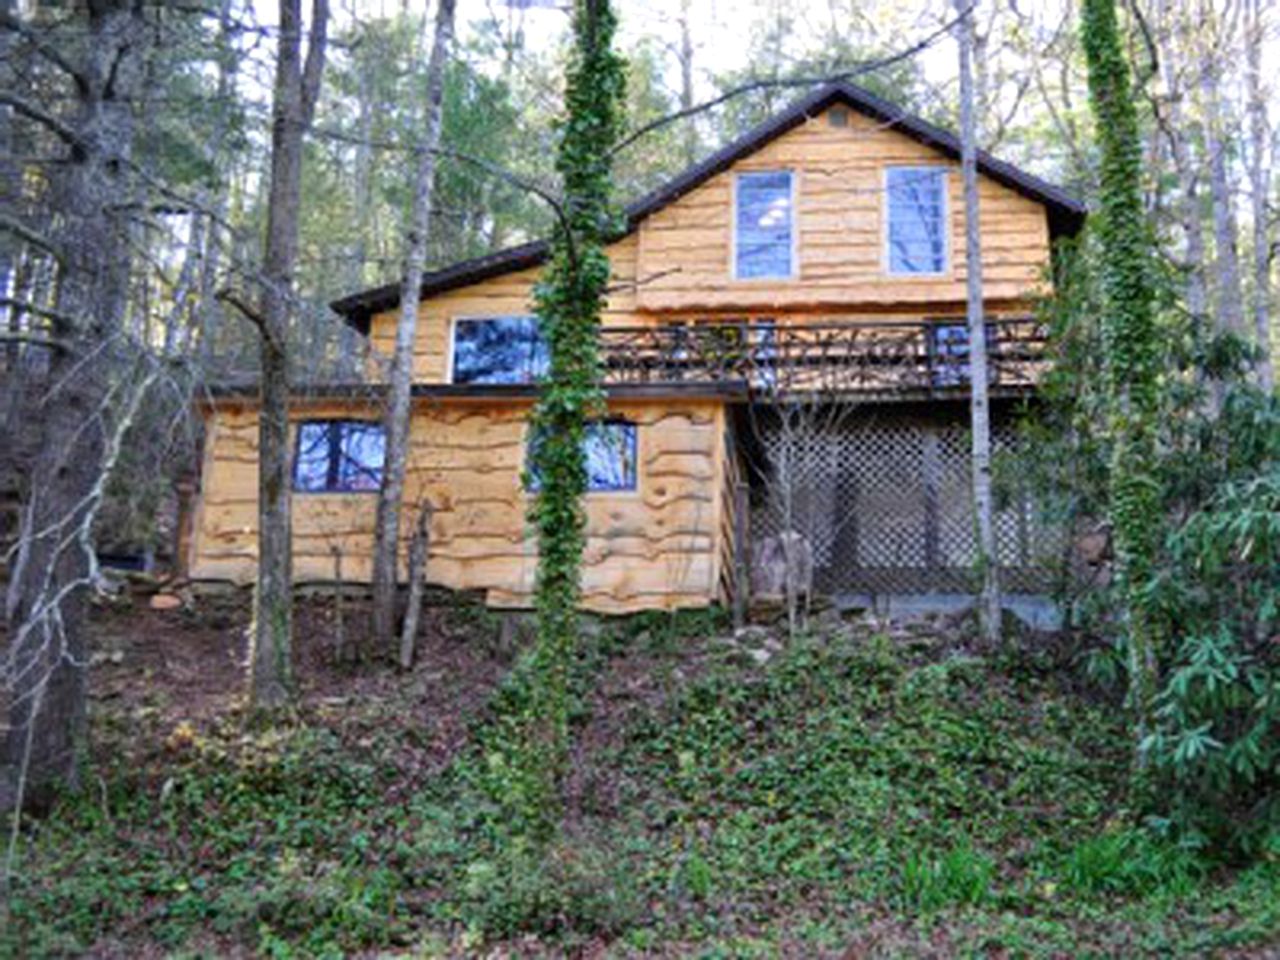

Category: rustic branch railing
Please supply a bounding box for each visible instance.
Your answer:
[598,318,1048,395]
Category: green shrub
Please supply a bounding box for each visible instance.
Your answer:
[1144,390,1280,854]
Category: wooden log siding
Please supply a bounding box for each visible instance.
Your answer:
[361,109,1053,385]
[189,396,731,614]
[635,107,1050,312]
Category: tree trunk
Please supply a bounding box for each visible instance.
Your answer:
[196,0,238,370]
[0,0,18,366]
[1245,0,1274,391]
[350,37,375,292]
[522,0,626,838]
[2,0,145,814]
[398,505,432,670]
[956,0,1001,646]
[1199,36,1246,337]
[249,0,329,711]
[1156,0,1209,330]
[677,0,697,167]
[1081,0,1164,763]
[370,0,456,653]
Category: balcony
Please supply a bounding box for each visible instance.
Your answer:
[597,317,1049,398]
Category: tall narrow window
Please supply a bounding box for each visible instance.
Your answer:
[294,421,386,492]
[886,167,948,274]
[735,171,794,279]
[451,316,549,384]
[526,420,638,493]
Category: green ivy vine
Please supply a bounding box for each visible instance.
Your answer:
[1080,0,1164,755]
[520,0,627,838]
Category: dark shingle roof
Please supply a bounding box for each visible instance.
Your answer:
[331,80,1086,332]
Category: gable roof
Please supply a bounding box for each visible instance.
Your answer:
[332,80,1087,331]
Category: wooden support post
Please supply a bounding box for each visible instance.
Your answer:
[331,545,347,664]
[922,428,941,572]
[172,478,198,580]
[732,480,750,630]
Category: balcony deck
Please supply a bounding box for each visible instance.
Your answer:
[199,317,1050,405]
[598,317,1048,400]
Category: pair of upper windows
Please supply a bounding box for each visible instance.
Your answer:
[732,166,949,278]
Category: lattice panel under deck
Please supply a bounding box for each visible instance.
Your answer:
[750,408,1065,596]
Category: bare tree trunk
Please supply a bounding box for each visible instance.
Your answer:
[399,505,431,669]
[1156,0,1210,329]
[350,37,375,291]
[196,0,237,369]
[956,0,1001,645]
[250,0,329,711]
[677,0,698,167]
[1246,0,1274,391]
[371,0,456,652]
[1199,25,1246,337]
[2,0,145,814]
[0,0,18,359]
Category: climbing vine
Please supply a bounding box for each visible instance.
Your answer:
[521,0,626,837]
[1080,0,1164,758]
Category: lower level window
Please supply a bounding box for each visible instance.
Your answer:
[294,420,386,492]
[527,420,637,493]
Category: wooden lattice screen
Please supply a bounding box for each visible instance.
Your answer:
[749,406,1066,596]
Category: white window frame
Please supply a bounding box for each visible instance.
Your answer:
[447,314,544,385]
[882,165,951,278]
[730,169,799,281]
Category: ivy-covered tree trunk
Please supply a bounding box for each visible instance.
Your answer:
[1080,0,1163,758]
[522,0,625,837]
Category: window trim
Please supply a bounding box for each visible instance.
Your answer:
[291,419,386,495]
[447,314,546,386]
[523,418,641,497]
[882,165,952,278]
[730,169,799,282]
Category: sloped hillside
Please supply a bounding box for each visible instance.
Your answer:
[4,594,1278,957]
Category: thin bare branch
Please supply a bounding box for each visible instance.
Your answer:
[0,10,91,93]
[610,4,975,157]
[0,91,87,153]
[0,214,63,263]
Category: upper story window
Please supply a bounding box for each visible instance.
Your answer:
[294,420,385,493]
[526,420,638,493]
[451,316,549,384]
[734,171,794,279]
[886,167,948,275]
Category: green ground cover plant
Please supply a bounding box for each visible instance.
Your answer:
[5,600,1277,957]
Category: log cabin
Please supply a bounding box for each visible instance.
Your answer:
[189,81,1086,614]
